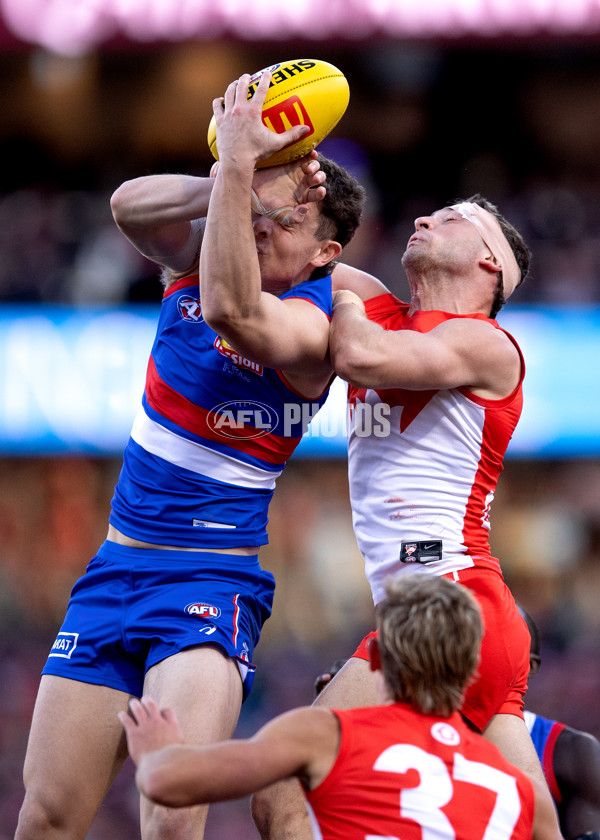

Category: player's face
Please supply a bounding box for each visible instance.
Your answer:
[251,168,330,292]
[402,207,489,275]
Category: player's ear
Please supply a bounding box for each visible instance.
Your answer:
[479,254,502,278]
[529,653,541,677]
[313,240,342,268]
[368,634,381,672]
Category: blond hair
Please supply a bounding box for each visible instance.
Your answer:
[375,574,482,716]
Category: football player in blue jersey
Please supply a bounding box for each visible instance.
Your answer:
[14,71,385,840]
[519,606,600,840]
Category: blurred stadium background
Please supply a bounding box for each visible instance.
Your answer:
[1,0,600,836]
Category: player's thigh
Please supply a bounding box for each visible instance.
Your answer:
[313,655,377,709]
[20,675,130,821]
[143,644,243,743]
[484,713,562,837]
[484,713,546,783]
[252,657,377,840]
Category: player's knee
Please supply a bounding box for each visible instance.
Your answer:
[142,801,209,840]
[15,790,69,840]
[251,783,311,840]
[251,787,274,838]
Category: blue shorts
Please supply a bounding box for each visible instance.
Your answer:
[42,540,275,700]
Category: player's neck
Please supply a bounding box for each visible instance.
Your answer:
[408,280,490,316]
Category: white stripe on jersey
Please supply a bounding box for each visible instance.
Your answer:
[131,407,281,491]
[305,801,324,840]
[348,390,484,603]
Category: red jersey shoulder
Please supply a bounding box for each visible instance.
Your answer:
[364,295,498,335]
[364,293,409,328]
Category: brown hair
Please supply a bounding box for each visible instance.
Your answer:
[314,153,366,251]
[376,573,483,716]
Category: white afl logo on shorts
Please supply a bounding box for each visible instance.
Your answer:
[431,721,461,746]
[185,603,222,619]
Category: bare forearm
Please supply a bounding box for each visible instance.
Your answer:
[200,162,262,328]
[110,174,214,229]
[136,740,301,808]
[109,174,214,268]
[330,300,386,387]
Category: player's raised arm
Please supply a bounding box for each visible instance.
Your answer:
[199,70,366,386]
[110,173,214,272]
[330,289,520,396]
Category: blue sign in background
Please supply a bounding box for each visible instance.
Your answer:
[0,304,597,458]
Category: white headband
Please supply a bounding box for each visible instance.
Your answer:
[451,202,521,297]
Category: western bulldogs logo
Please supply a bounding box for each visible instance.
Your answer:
[177,295,203,322]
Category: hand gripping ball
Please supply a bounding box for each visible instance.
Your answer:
[207,58,350,169]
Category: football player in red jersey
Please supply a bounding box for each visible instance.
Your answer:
[251,194,561,839]
[120,574,558,840]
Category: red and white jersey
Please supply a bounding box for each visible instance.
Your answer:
[347,294,525,604]
[306,703,535,840]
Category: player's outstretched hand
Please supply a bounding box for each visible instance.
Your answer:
[118,696,184,767]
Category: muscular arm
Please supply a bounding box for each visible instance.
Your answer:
[330,292,522,398]
[554,728,600,839]
[110,174,214,272]
[199,159,332,372]
[121,698,339,809]
[198,72,339,389]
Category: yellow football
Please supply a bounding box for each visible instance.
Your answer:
[207,58,350,169]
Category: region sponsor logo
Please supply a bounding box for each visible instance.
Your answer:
[48,631,79,659]
[214,336,263,375]
[431,722,461,746]
[177,295,203,322]
[185,602,222,619]
[208,400,278,439]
